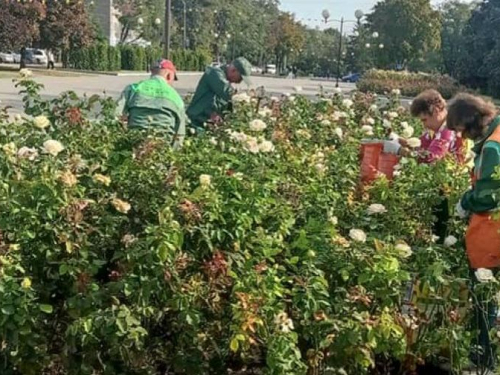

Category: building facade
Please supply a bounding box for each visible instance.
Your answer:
[88,0,121,46]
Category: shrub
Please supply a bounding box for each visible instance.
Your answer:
[357,69,464,99]
[0,74,480,374]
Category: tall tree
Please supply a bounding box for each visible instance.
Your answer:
[40,1,95,51]
[456,0,500,94]
[0,2,45,51]
[365,0,442,69]
[267,13,305,73]
[440,0,476,78]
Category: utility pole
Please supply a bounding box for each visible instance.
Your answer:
[336,17,344,88]
[182,0,187,49]
[164,0,172,58]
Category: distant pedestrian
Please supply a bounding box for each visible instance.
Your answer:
[47,50,55,70]
[20,47,27,70]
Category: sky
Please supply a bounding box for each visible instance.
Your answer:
[278,0,466,33]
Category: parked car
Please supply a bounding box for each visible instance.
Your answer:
[251,66,263,74]
[341,73,361,83]
[25,49,48,65]
[10,51,21,63]
[0,52,14,63]
[265,64,277,75]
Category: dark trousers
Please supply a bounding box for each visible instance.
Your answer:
[432,194,449,244]
[469,268,498,370]
[48,61,54,70]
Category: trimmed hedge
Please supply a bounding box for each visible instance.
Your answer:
[65,44,211,72]
[357,69,464,99]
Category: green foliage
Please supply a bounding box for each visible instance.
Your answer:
[0,72,480,374]
[365,0,442,70]
[357,69,463,99]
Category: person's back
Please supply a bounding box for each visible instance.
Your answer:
[117,59,186,146]
[186,57,252,131]
[186,65,232,129]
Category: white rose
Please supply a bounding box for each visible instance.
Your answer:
[383,119,392,128]
[369,104,378,111]
[361,125,374,135]
[249,119,267,132]
[407,138,421,148]
[401,126,414,138]
[334,127,343,139]
[329,216,338,225]
[19,69,32,78]
[393,170,401,178]
[17,146,39,161]
[232,92,251,103]
[245,137,260,154]
[367,203,387,215]
[321,119,331,126]
[475,268,495,283]
[33,115,50,129]
[259,140,275,153]
[366,117,375,125]
[209,137,218,146]
[334,87,343,94]
[391,89,401,96]
[444,235,458,247]
[297,129,312,139]
[230,131,248,143]
[14,114,22,122]
[388,112,398,119]
[258,108,273,117]
[400,121,409,128]
[199,174,212,188]
[342,99,354,108]
[349,229,367,243]
[395,243,412,258]
[2,142,17,156]
[315,163,327,173]
[42,140,64,156]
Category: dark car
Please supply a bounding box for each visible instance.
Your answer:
[341,73,361,83]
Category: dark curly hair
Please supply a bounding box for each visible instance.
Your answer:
[446,94,498,141]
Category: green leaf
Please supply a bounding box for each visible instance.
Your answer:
[230,338,239,352]
[1,306,14,315]
[39,304,53,314]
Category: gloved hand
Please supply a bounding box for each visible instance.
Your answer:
[455,200,469,219]
[383,140,401,155]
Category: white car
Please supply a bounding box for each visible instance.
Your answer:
[0,52,14,63]
[9,52,21,63]
[26,49,48,65]
[251,66,263,74]
[266,64,277,75]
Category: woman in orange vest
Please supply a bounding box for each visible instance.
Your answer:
[447,93,500,371]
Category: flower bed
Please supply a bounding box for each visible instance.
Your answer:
[0,76,481,374]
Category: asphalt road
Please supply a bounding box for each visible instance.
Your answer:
[0,70,357,114]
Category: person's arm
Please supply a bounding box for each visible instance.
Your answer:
[461,143,500,213]
[207,69,234,102]
[417,131,453,164]
[115,85,132,117]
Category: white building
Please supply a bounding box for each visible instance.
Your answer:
[88,0,121,46]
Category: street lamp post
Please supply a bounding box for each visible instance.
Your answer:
[164,0,172,58]
[322,9,364,88]
[181,0,187,49]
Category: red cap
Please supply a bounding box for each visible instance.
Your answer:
[152,59,178,80]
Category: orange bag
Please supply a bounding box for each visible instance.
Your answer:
[360,142,383,183]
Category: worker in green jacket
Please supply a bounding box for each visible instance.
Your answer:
[116,59,185,147]
[447,93,500,371]
[187,57,252,131]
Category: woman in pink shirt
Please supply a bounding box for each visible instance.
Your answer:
[384,89,466,242]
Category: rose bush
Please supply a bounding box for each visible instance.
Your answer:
[0,73,485,374]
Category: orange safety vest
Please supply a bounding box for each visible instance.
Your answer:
[466,126,500,269]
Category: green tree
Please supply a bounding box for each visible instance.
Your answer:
[267,13,305,73]
[0,2,45,52]
[365,0,442,70]
[440,0,475,77]
[456,0,500,95]
[39,1,96,52]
